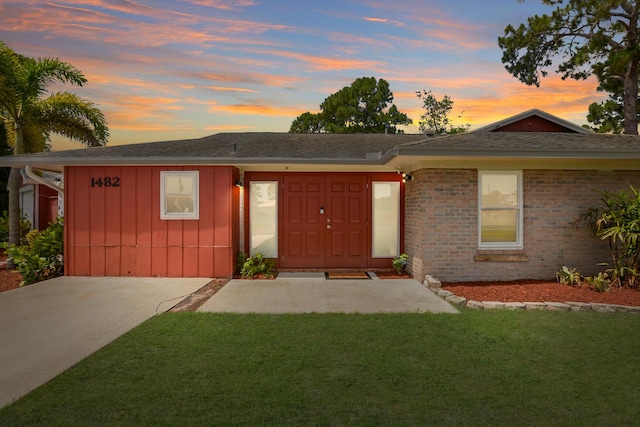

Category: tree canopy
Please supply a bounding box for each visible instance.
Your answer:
[498,1,640,135]
[0,41,109,256]
[416,90,470,135]
[289,77,411,133]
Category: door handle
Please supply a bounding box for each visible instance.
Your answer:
[326,224,332,229]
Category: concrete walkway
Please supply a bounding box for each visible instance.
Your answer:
[0,276,210,409]
[199,273,459,314]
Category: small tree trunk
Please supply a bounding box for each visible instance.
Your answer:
[7,121,24,269]
[6,167,21,269]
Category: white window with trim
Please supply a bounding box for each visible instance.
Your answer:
[478,171,522,249]
[249,181,278,257]
[372,181,400,257]
[160,171,199,220]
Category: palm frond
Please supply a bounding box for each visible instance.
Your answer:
[35,92,109,147]
[23,57,88,99]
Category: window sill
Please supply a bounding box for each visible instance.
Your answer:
[474,253,528,262]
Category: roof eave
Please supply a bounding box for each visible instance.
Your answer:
[396,148,640,159]
[0,156,391,168]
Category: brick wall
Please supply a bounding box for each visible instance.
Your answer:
[405,169,640,282]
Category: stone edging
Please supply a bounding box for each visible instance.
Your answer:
[423,275,640,313]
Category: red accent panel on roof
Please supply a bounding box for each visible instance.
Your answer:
[492,115,579,132]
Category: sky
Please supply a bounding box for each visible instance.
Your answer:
[1,0,606,150]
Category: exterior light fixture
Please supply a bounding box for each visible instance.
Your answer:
[402,173,413,183]
[235,180,243,187]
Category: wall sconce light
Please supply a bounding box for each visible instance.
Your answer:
[402,173,413,183]
[235,180,243,187]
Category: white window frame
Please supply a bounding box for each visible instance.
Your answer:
[160,171,199,220]
[478,170,523,249]
[249,181,278,257]
[372,181,401,258]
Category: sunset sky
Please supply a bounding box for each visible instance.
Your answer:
[1,0,605,149]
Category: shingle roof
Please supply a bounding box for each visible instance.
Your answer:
[0,133,427,167]
[398,131,640,158]
[1,131,640,169]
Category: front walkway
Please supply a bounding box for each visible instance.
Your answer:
[198,274,459,314]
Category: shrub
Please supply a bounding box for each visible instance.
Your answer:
[392,253,408,274]
[0,211,31,245]
[582,186,640,288]
[584,272,611,293]
[239,253,276,279]
[4,218,64,286]
[556,266,581,286]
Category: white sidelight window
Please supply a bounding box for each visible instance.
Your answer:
[372,181,400,257]
[478,171,523,248]
[249,181,278,257]
[160,171,199,220]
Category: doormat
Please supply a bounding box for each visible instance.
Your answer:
[325,272,371,280]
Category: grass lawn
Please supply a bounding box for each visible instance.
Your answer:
[1,310,640,426]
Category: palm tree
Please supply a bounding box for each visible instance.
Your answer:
[0,41,108,267]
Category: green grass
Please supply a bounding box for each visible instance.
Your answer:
[2,311,640,426]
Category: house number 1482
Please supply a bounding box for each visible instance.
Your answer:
[91,177,120,187]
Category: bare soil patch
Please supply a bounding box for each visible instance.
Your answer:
[0,254,23,293]
[442,279,640,307]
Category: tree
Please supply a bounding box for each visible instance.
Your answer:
[498,1,640,135]
[0,41,109,266]
[289,77,411,133]
[586,94,627,133]
[585,68,640,133]
[416,90,470,135]
[289,112,324,133]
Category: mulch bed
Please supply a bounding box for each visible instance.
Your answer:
[442,279,640,307]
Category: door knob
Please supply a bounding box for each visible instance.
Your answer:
[327,224,332,229]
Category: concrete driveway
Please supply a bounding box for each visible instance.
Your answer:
[199,273,459,314]
[0,276,210,409]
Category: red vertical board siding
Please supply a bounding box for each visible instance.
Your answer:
[65,165,237,278]
[120,167,138,275]
[72,167,91,275]
[135,168,153,276]
[89,166,106,275]
[63,168,73,275]
[214,168,231,247]
[197,167,215,277]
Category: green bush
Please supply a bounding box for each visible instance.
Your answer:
[582,186,640,288]
[556,266,581,286]
[584,272,611,293]
[0,211,32,245]
[4,218,64,286]
[392,253,408,274]
[239,253,276,279]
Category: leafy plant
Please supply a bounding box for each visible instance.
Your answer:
[4,218,64,285]
[556,266,581,286]
[392,253,408,274]
[239,253,276,279]
[582,186,640,288]
[583,272,611,294]
[0,211,31,245]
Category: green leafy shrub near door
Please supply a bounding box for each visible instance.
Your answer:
[236,252,277,279]
[392,253,408,274]
[4,218,64,285]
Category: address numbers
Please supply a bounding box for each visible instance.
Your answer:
[90,177,120,187]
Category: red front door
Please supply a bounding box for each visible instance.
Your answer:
[281,174,368,269]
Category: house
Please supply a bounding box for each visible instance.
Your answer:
[1,109,639,282]
[19,168,63,230]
